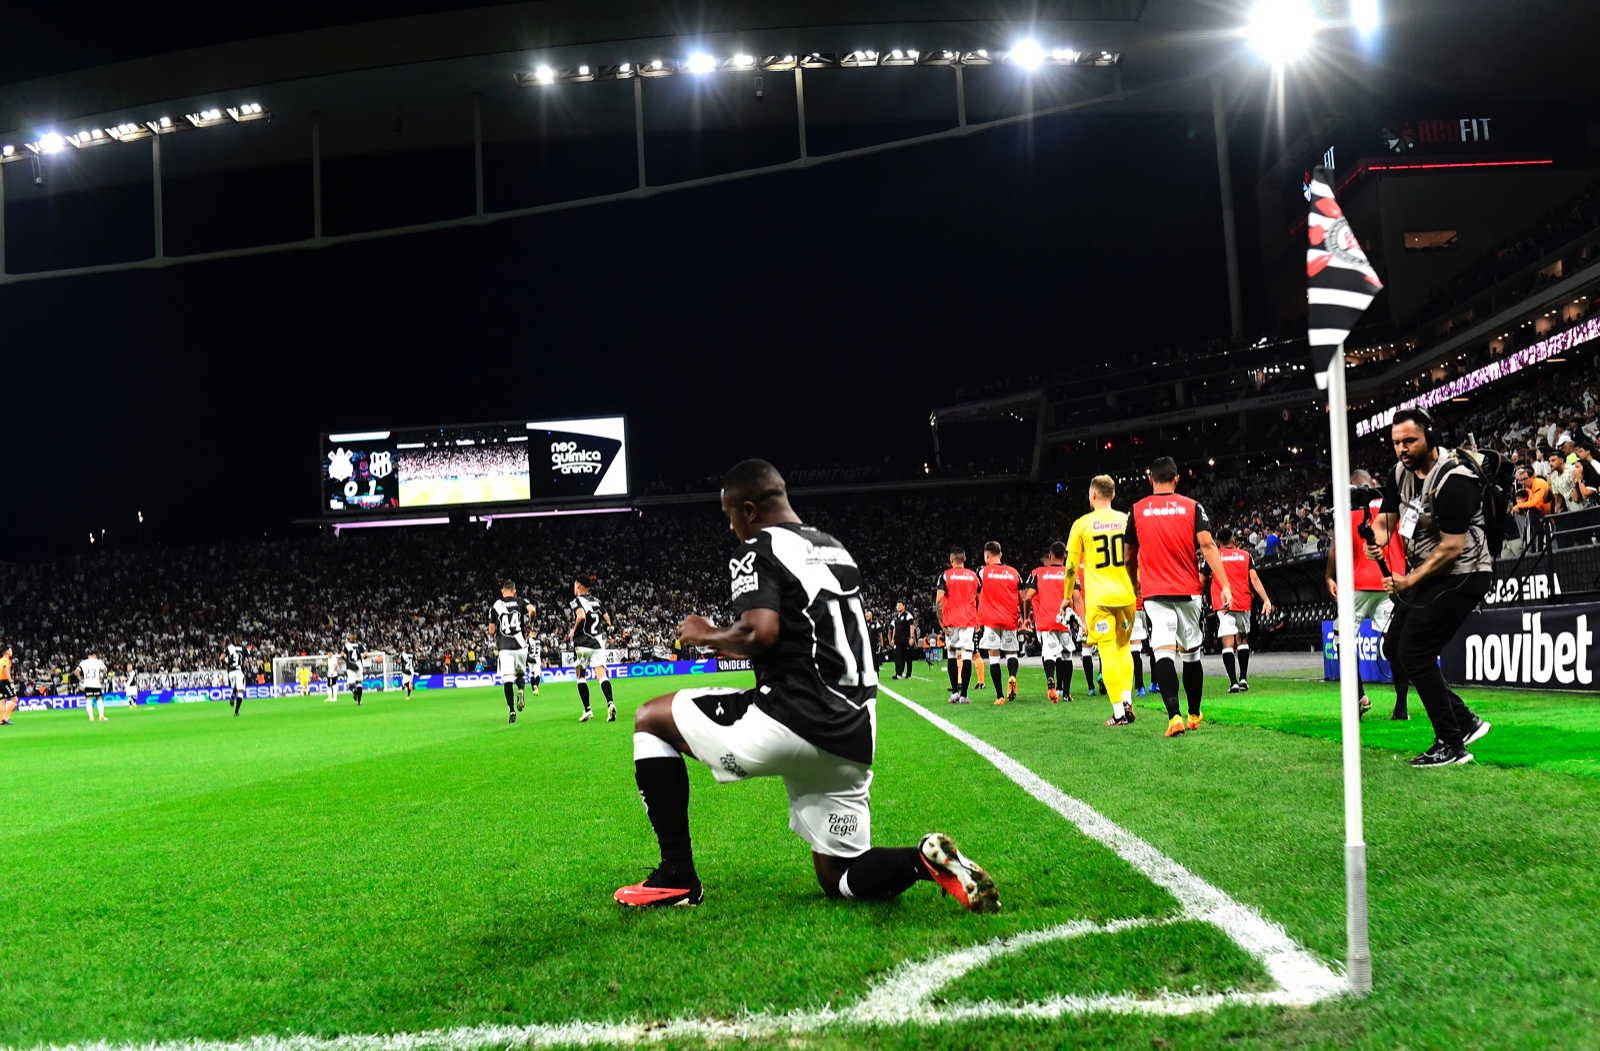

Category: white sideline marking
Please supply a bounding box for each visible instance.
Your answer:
[878,684,1347,1004]
[9,687,1344,1051]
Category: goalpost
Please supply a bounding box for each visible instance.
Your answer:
[273,652,394,693]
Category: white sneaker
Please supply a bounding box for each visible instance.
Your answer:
[579,709,594,723]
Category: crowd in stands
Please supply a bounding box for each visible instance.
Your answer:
[399,442,527,484]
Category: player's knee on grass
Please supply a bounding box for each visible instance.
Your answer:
[633,694,692,756]
[812,852,851,897]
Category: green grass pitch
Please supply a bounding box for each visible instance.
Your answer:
[2,665,1598,1050]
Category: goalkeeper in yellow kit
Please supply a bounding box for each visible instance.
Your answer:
[1062,475,1139,727]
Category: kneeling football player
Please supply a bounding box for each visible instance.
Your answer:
[617,460,999,912]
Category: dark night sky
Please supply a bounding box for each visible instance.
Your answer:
[3,110,1239,559]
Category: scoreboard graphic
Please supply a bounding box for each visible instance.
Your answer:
[322,417,628,513]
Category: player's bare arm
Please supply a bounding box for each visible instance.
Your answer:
[1250,568,1274,615]
[1123,538,1141,600]
[1387,531,1465,595]
[677,608,779,658]
[1197,530,1232,610]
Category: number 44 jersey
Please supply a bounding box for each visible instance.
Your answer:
[728,522,877,765]
[1066,509,1137,610]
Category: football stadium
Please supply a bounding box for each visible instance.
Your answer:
[4,2,1600,1049]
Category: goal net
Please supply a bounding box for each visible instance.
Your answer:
[273,652,394,692]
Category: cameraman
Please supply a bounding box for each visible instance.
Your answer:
[1367,409,1493,767]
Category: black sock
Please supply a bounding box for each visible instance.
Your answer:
[960,660,972,697]
[1082,656,1096,692]
[1007,656,1018,680]
[837,847,929,900]
[1238,645,1251,680]
[634,756,694,875]
[1042,658,1056,690]
[504,683,515,710]
[1182,659,1204,716]
[578,681,591,711]
[353,686,362,704]
[1393,667,1410,716]
[601,680,615,706]
[946,657,959,690]
[990,662,1003,696]
[1154,657,1181,718]
[1222,650,1238,686]
[1133,653,1145,691]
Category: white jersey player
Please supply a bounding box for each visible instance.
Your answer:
[79,654,108,722]
[326,652,339,702]
[224,642,248,716]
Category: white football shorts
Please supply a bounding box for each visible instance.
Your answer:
[1352,590,1395,634]
[979,626,1019,653]
[344,662,363,686]
[1038,629,1078,661]
[1215,610,1252,639]
[575,646,605,671]
[943,626,975,655]
[226,670,246,692]
[671,686,874,858]
[1145,597,1204,651]
[1130,609,1150,643]
[497,647,528,682]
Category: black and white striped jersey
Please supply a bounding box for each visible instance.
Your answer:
[225,644,245,673]
[400,652,416,675]
[729,522,877,764]
[570,594,605,648]
[490,598,528,650]
[343,641,364,672]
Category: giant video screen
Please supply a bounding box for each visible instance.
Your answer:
[321,416,628,513]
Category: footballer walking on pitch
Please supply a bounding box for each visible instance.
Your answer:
[490,582,534,722]
[936,549,979,703]
[1063,477,1139,726]
[618,460,998,912]
[1021,542,1073,704]
[977,542,1023,705]
[1210,527,1274,694]
[343,636,366,706]
[1125,457,1231,737]
[224,641,248,715]
[570,576,616,723]
[79,653,109,722]
[0,646,16,725]
[399,649,417,698]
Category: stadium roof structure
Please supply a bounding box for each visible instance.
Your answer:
[0,0,1273,285]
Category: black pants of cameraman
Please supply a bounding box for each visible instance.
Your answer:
[1386,571,1491,749]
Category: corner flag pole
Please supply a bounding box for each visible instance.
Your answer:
[1325,344,1371,996]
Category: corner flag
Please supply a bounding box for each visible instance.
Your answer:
[1307,166,1382,388]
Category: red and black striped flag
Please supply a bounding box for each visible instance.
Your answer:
[1307,166,1383,388]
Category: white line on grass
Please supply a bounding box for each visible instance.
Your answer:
[9,686,1344,1051]
[877,684,1347,1005]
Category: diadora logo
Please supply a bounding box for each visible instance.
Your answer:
[1142,505,1188,517]
[729,551,758,576]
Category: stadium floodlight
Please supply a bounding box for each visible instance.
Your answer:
[918,49,960,65]
[1050,47,1080,63]
[589,63,635,80]
[143,115,181,134]
[724,53,757,71]
[1247,0,1319,63]
[1079,49,1120,65]
[1005,38,1046,70]
[556,64,595,83]
[880,48,920,66]
[105,122,151,142]
[959,49,994,65]
[533,65,556,85]
[758,55,797,70]
[225,103,268,122]
[65,128,112,148]
[638,58,675,77]
[1353,0,1380,35]
[0,144,16,160]
[683,51,717,75]
[840,50,880,67]
[32,132,67,154]
[798,52,839,68]
[185,108,228,128]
